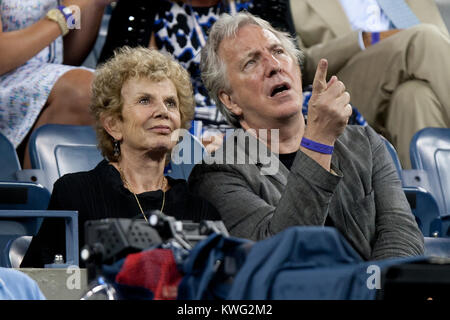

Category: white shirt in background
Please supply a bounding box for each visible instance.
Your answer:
[339,0,392,49]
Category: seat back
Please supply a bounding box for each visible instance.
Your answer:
[380,135,403,181]
[410,128,450,218]
[167,129,206,180]
[29,124,104,192]
[382,134,443,237]
[29,125,206,190]
[0,210,78,268]
[424,236,450,258]
[403,187,442,237]
[0,132,21,181]
[0,181,50,210]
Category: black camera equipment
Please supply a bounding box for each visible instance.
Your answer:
[80,211,229,289]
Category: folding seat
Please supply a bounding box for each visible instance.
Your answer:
[410,128,450,236]
[382,135,442,237]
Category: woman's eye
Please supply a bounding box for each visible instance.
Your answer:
[166,100,178,108]
[139,98,149,104]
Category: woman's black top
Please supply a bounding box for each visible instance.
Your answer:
[21,160,220,267]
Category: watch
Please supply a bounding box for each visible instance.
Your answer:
[46,8,69,36]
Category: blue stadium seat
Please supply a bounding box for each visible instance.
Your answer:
[380,135,403,181]
[166,129,207,180]
[410,128,450,236]
[0,133,53,268]
[0,182,50,210]
[0,132,21,181]
[424,236,450,258]
[29,124,205,189]
[0,132,51,209]
[403,187,442,237]
[29,124,104,192]
[382,135,443,237]
[0,210,78,268]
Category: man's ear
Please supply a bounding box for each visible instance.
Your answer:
[101,114,123,141]
[219,90,242,116]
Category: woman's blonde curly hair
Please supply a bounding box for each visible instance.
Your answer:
[90,46,195,162]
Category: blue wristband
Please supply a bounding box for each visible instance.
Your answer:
[371,32,380,45]
[57,5,73,23]
[300,137,334,154]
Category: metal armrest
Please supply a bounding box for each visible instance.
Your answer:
[0,210,78,268]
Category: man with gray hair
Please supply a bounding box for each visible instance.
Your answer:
[188,12,424,260]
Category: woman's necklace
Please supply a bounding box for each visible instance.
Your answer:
[118,165,167,222]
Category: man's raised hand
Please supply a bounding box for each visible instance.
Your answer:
[304,59,352,146]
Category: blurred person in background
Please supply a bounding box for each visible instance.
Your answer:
[0,0,114,168]
[289,0,450,168]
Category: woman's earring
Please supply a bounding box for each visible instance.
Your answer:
[113,139,120,158]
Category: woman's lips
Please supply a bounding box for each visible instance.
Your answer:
[150,126,172,134]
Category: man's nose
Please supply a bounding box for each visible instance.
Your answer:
[264,54,282,77]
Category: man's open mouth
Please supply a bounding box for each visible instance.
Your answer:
[270,83,290,97]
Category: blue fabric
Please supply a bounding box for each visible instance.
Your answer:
[227,226,425,300]
[376,0,420,29]
[177,233,252,300]
[0,268,46,300]
[302,87,367,127]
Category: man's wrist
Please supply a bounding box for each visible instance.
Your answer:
[300,137,334,154]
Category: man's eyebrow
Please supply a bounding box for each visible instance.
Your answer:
[242,49,260,60]
[241,43,284,60]
[269,43,284,50]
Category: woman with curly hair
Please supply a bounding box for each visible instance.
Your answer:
[21,47,220,267]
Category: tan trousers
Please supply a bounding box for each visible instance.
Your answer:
[336,24,450,168]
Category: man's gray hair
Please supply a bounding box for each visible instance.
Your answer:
[200,12,304,128]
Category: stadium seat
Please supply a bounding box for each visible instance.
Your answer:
[0,133,50,209]
[0,181,50,211]
[29,124,206,191]
[0,132,22,181]
[382,135,442,237]
[403,187,442,237]
[166,129,207,180]
[0,210,78,268]
[0,133,54,268]
[380,135,403,180]
[29,124,104,192]
[424,236,450,258]
[410,128,450,235]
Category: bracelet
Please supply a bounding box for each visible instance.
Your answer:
[300,137,334,154]
[46,8,69,36]
[57,5,74,26]
[371,32,380,45]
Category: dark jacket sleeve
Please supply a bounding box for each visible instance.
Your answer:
[366,126,424,259]
[189,152,342,241]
